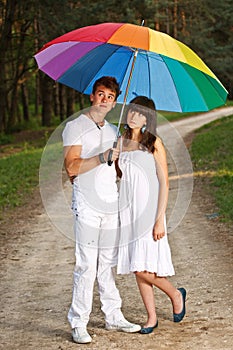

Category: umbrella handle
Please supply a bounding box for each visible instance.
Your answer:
[107,141,118,166]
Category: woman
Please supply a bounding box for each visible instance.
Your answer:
[117,96,186,334]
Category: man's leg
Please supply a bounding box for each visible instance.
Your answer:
[97,245,123,322]
[97,214,141,333]
[68,213,100,330]
[68,243,98,329]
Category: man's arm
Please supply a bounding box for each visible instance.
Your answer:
[64,145,119,180]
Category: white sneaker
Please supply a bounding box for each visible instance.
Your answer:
[106,318,141,333]
[72,327,92,344]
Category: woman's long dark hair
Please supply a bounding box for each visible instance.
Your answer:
[123,96,157,153]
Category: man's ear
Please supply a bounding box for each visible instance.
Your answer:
[90,93,94,102]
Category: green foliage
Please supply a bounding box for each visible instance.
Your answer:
[0,134,13,145]
[0,148,42,210]
[190,115,233,222]
[179,0,233,98]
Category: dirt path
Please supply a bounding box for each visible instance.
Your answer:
[1,108,233,350]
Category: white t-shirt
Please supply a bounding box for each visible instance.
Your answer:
[62,114,118,214]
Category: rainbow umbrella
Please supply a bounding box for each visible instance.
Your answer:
[34,22,227,113]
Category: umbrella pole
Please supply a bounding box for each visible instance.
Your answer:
[113,18,144,137]
[107,49,138,165]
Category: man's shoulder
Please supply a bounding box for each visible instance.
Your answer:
[64,114,87,128]
[62,114,88,144]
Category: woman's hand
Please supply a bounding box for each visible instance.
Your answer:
[153,220,165,241]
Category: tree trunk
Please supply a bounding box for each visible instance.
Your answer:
[78,93,85,110]
[21,83,29,122]
[154,0,160,31]
[0,0,17,132]
[53,83,60,117]
[166,6,170,34]
[0,63,7,133]
[7,84,18,132]
[181,10,187,35]
[66,88,75,117]
[59,84,66,121]
[173,0,178,38]
[16,98,21,125]
[35,74,40,116]
[40,74,53,126]
[34,17,40,116]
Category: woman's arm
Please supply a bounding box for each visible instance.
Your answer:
[153,137,169,241]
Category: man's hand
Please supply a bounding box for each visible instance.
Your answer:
[103,147,120,162]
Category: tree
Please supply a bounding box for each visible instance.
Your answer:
[178,0,233,98]
[0,0,37,132]
[0,0,232,134]
[0,0,17,132]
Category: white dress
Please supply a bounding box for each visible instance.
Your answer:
[117,149,175,276]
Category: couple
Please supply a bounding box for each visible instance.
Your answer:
[62,76,186,344]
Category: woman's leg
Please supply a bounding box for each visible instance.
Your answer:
[135,271,183,314]
[135,273,157,327]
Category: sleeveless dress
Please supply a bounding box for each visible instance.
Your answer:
[117,148,175,276]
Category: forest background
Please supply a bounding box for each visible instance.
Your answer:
[0,0,233,135]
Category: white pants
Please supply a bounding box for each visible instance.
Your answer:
[68,206,124,328]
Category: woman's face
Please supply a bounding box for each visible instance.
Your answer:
[127,109,147,130]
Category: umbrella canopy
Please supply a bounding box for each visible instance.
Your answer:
[34,22,228,112]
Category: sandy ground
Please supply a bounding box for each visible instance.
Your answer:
[1,107,233,350]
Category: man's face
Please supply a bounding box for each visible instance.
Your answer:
[90,85,116,116]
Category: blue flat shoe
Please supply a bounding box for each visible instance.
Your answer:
[140,320,158,334]
[173,287,186,323]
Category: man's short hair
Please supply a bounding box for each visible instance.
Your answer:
[92,76,121,100]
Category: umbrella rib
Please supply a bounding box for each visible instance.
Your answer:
[186,69,209,110]
[198,69,227,103]
[159,54,183,112]
[83,44,125,93]
[160,53,227,111]
[119,49,137,96]
[188,68,223,110]
[174,59,219,110]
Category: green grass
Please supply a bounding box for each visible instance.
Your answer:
[159,111,197,122]
[190,115,233,223]
[0,148,43,211]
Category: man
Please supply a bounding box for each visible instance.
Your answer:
[62,76,141,344]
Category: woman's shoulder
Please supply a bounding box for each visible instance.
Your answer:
[154,136,164,148]
[153,136,166,158]
[155,135,163,144]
